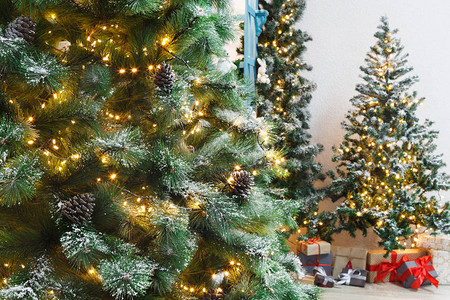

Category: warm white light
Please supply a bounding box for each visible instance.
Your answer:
[161,37,170,46]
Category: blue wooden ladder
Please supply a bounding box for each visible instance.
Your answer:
[244,0,268,89]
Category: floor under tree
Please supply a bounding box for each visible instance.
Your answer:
[320,283,450,299]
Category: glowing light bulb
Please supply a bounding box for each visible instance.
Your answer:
[110,173,117,180]
[161,37,170,46]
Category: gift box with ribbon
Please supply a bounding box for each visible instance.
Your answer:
[299,238,331,256]
[313,267,335,287]
[299,251,333,275]
[337,268,368,287]
[397,256,439,289]
[366,248,429,283]
[331,246,367,278]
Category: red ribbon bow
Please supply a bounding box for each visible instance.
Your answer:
[401,256,439,289]
[303,238,321,255]
[345,260,353,270]
[367,251,408,282]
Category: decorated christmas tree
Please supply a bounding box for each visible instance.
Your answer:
[329,17,450,251]
[0,1,319,299]
[253,0,329,238]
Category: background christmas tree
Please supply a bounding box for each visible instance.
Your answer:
[248,0,330,239]
[0,0,319,299]
[328,17,450,252]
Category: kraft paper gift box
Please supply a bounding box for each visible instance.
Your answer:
[332,246,367,278]
[416,234,450,251]
[366,248,429,283]
[299,238,331,256]
[337,268,368,287]
[430,249,450,284]
[397,256,439,289]
[299,274,315,285]
[299,251,333,275]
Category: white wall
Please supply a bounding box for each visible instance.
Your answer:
[297,0,450,248]
[231,0,245,15]
[230,0,450,248]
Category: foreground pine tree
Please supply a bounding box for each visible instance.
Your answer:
[0,1,319,299]
[254,0,329,238]
[329,17,450,251]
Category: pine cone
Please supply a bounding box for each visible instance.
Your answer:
[4,15,36,44]
[154,62,175,93]
[62,193,95,225]
[228,170,254,197]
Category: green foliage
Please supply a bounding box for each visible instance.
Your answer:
[0,155,42,206]
[252,0,325,239]
[0,37,68,90]
[328,17,450,251]
[0,0,314,298]
[98,255,155,300]
[79,64,112,98]
[94,127,145,168]
[60,225,110,270]
[147,142,192,191]
[0,116,35,156]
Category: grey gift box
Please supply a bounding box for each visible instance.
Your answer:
[396,260,438,288]
[340,268,368,287]
[314,274,335,287]
[298,251,333,275]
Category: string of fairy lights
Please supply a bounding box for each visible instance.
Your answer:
[260,1,299,116]
[336,30,442,247]
[1,3,446,298]
[0,7,292,297]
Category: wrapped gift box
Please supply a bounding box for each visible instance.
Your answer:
[332,246,367,278]
[299,274,315,285]
[314,274,335,287]
[397,256,438,289]
[337,268,368,287]
[366,248,429,283]
[430,249,450,284]
[299,239,331,256]
[314,267,335,287]
[299,251,333,275]
[416,234,450,251]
